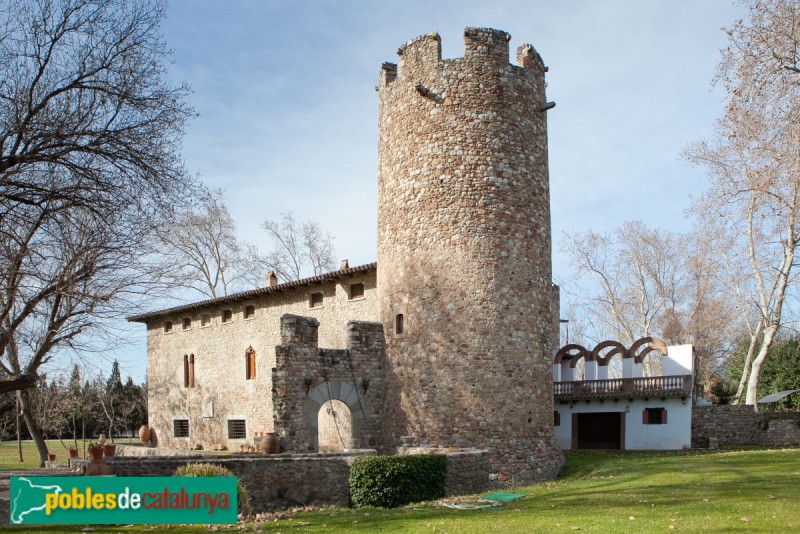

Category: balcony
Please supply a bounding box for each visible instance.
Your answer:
[554,375,693,401]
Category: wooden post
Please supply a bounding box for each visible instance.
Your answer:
[16,395,22,462]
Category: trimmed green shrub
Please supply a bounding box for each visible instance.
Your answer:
[349,454,446,508]
[174,463,252,515]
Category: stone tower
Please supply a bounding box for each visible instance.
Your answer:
[377,28,563,483]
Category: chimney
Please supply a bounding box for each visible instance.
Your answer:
[265,272,278,287]
[339,259,349,270]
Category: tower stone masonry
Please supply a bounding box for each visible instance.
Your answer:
[377,27,564,483]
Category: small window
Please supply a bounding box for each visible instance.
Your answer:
[201,314,211,327]
[395,313,404,335]
[164,321,173,334]
[310,292,323,308]
[554,411,561,427]
[228,419,246,440]
[643,407,667,425]
[349,283,365,300]
[244,305,255,319]
[245,347,256,380]
[184,354,195,388]
[182,317,191,330]
[173,419,189,438]
[222,309,233,323]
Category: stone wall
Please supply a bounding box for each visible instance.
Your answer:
[272,315,387,453]
[691,405,800,448]
[377,27,563,485]
[104,451,375,510]
[144,269,378,450]
[103,449,490,511]
[398,447,492,495]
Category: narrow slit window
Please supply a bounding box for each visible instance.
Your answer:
[310,292,323,308]
[554,411,561,426]
[173,419,189,438]
[183,354,189,387]
[228,419,246,440]
[222,309,232,323]
[245,347,256,380]
[244,305,255,319]
[188,354,195,388]
[395,313,404,335]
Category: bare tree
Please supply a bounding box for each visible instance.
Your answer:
[158,189,258,299]
[562,221,733,382]
[685,0,800,405]
[0,0,197,397]
[260,212,336,282]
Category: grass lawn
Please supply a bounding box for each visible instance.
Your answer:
[3,447,799,533]
[0,439,145,469]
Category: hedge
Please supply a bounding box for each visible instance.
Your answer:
[349,454,446,508]
[174,463,252,515]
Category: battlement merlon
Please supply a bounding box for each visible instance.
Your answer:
[397,32,441,76]
[464,27,511,64]
[516,43,547,73]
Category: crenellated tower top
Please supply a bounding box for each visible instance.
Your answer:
[379,27,547,88]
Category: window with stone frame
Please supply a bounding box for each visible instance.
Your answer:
[643,407,667,425]
[245,347,256,380]
[309,292,324,308]
[173,419,189,438]
[395,313,404,335]
[164,321,173,334]
[201,314,211,327]
[244,305,255,319]
[182,317,191,330]
[349,282,365,300]
[227,419,246,440]
[222,309,233,323]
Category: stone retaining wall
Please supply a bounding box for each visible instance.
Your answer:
[691,405,800,448]
[102,448,490,511]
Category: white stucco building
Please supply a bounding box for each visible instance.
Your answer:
[552,340,694,450]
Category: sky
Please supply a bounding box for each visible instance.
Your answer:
[100,0,746,382]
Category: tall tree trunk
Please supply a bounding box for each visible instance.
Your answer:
[734,329,761,404]
[16,389,48,467]
[745,325,779,406]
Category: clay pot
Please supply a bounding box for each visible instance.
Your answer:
[47,454,56,461]
[263,432,280,454]
[68,448,79,459]
[103,444,116,457]
[139,424,151,443]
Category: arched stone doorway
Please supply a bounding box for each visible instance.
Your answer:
[302,379,366,452]
[318,400,353,452]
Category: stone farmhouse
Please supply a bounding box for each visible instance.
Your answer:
[130,27,577,485]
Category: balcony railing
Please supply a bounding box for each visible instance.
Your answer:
[554,375,693,401]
